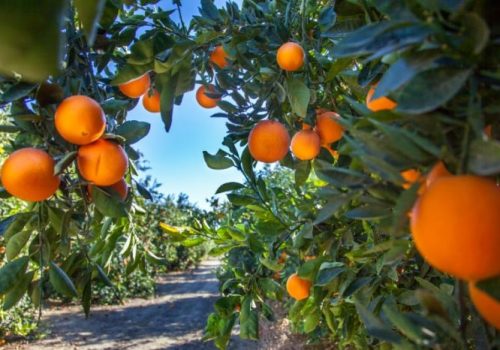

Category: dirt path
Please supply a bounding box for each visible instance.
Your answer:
[7,260,257,350]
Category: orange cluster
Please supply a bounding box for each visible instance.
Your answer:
[407,162,500,330]
[195,45,230,109]
[58,96,129,198]
[118,72,160,113]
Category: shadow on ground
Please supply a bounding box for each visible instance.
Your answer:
[6,260,257,350]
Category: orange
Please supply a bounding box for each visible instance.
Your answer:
[119,73,150,98]
[77,139,128,186]
[469,282,500,330]
[277,251,288,264]
[302,123,312,130]
[210,45,229,69]
[315,111,344,145]
[484,125,492,138]
[0,148,60,202]
[276,42,304,71]
[401,169,422,189]
[286,273,311,301]
[142,89,161,113]
[89,178,128,201]
[55,95,106,145]
[425,161,451,188]
[366,85,397,112]
[196,85,220,109]
[410,175,500,280]
[291,130,321,160]
[248,120,290,163]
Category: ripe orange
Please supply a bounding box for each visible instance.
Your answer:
[401,169,422,189]
[0,148,60,202]
[276,42,304,71]
[55,95,106,145]
[210,45,229,69]
[119,73,150,98]
[484,125,492,138]
[89,178,128,201]
[77,139,128,186]
[277,251,288,264]
[315,112,344,145]
[425,161,451,188]
[410,175,500,280]
[142,89,161,113]
[469,282,500,330]
[248,120,290,163]
[291,130,321,160]
[286,273,311,301]
[196,85,220,109]
[366,85,397,112]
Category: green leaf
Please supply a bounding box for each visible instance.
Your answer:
[391,184,419,236]
[91,186,128,218]
[0,0,67,81]
[115,121,151,144]
[374,52,441,99]
[6,230,31,261]
[258,278,283,300]
[326,58,352,81]
[135,182,153,201]
[313,195,353,224]
[3,271,34,310]
[54,151,77,175]
[315,262,345,286]
[286,78,310,118]
[318,6,336,33]
[382,304,425,344]
[295,160,311,187]
[304,311,320,333]
[239,296,258,340]
[468,139,500,175]
[345,205,392,220]
[461,12,490,55]
[95,264,113,287]
[0,83,37,103]
[49,261,78,298]
[355,302,402,344]
[157,72,178,132]
[74,0,106,46]
[396,68,471,114]
[203,150,234,170]
[82,277,92,318]
[215,182,245,194]
[0,256,29,294]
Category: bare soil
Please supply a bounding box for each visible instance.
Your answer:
[3,260,257,350]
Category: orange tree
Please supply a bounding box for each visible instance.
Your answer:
[0,0,499,349]
[0,0,212,323]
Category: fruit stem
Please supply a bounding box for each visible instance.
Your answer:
[37,202,44,322]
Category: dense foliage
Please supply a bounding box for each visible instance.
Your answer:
[0,0,499,349]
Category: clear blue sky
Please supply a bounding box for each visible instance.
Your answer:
[131,0,243,209]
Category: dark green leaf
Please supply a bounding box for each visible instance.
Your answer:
[468,139,500,175]
[203,150,234,170]
[0,256,29,294]
[54,151,77,175]
[315,262,345,286]
[239,296,258,340]
[286,78,310,118]
[396,68,471,114]
[215,182,245,194]
[49,261,78,298]
[116,121,151,144]
[91,186,128,218]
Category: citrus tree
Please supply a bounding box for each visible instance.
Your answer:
[0,0,499,349]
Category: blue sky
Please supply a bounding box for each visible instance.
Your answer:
[131,0,243,209]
